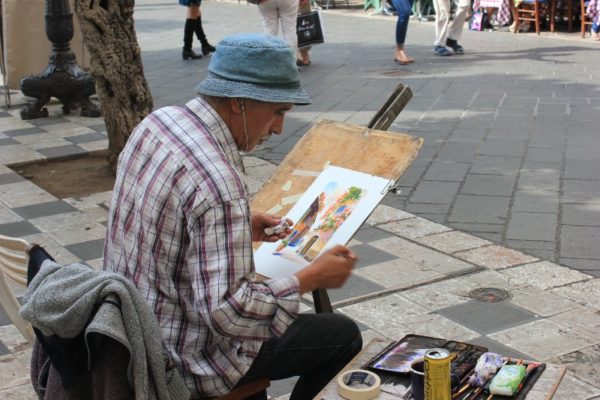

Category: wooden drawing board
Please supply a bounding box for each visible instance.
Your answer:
[251,119,423,222]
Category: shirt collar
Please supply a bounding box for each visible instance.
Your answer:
[184,97,246,174]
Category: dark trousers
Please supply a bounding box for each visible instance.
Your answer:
[236,313,362,400]
[391,0,414,45]
[27,245,55,285]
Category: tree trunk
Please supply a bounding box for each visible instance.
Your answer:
[73,0,152,174]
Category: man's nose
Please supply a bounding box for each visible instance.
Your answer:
[271,116,285,135]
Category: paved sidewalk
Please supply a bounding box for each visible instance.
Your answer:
[1,1,600,398]
[137,0,600,277]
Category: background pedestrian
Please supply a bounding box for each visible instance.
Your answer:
[258,0,299,57]
[390,0,415,64]
[297,0,312,66]
[432,0,470,55]
[179,0,216,60]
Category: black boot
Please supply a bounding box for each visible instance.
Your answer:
[183,18,202,60]
[195,17,216,55]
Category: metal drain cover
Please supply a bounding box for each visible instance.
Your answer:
[373,69,413,78]
[468,287,511,302]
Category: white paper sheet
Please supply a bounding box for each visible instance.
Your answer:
[254,166,391,279]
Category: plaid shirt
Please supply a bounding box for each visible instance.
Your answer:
[103,98,300,398]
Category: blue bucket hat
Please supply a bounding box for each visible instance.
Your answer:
[196,33,311,105]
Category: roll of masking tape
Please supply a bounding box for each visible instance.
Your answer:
[337,369,381,400]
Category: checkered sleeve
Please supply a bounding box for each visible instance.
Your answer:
[187,198,300,341]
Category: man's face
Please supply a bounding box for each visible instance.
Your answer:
[239,101,293,152]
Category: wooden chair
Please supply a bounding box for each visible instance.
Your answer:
[0,234,35,344]
[553,0,578,32]
[513,0,556,34]
[581,0,594,37]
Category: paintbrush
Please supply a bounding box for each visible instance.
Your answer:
[453,372,477,399]
[458,384,483,400]
[458,387,472,400]
[469,357,515,400]
[461,356,511,400]
[453,383,471,399]
[464,387,483,400]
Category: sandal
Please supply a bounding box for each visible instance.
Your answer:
[296,59,311,67]
[394,58,411,65]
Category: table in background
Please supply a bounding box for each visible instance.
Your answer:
[473,0,514,26]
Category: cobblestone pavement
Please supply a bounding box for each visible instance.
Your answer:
[1,0,600,398]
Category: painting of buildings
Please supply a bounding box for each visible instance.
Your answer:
[254,166,391,279]
[274,182,366,262]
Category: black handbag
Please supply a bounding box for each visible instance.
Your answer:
[297,11,324,47]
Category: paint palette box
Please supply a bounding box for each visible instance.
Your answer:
[365,334,487,376]
[362,334,547,399]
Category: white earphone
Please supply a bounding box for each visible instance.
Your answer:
[239,100,249,152]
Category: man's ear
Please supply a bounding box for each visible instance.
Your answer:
[230,98,244,114]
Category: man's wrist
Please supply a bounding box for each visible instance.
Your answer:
[295,267,317,293]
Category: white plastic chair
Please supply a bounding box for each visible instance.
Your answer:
[0,234,35,344]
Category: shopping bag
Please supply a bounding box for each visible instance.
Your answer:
[469,11,486,31]
[297,11,324,47]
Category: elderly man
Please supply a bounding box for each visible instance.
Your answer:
[103,33,362,400]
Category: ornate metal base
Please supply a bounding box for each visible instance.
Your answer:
[19,0,101,121]
[20,52,101,120]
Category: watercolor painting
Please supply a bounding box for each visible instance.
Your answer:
[273,183,366,262]
[255,166,391,279]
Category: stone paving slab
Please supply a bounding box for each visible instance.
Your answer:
[436,300,539,336]
[1,102,598,396]
[550,344,600,389]
[2,0,600,397]
[509,285,580,317]
[454,245,539,269]
[503,260,592,290]
[489,319,598,362]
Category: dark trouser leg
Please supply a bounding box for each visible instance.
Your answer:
[235,313,363,400]
[195,17,216,55]
[27,245,55,285]
[182,18,201,59]
[392,0,413,45]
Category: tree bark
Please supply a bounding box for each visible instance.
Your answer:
[73,0,152,173]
